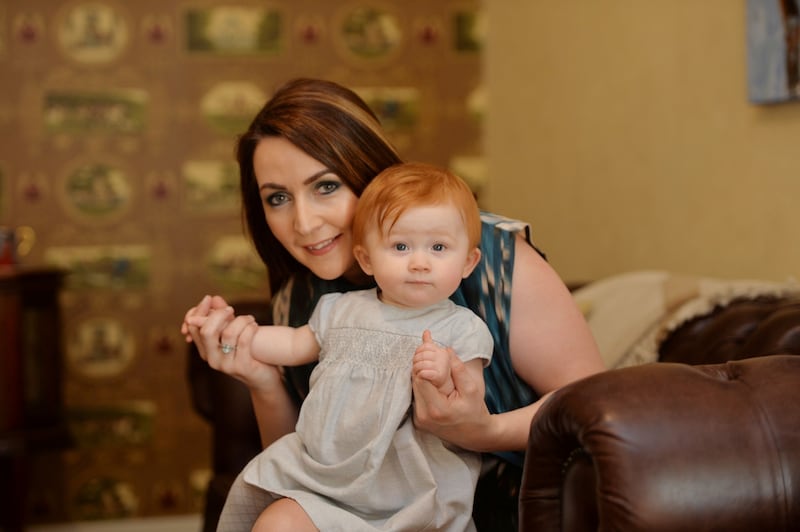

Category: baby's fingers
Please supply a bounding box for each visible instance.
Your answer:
[413,344,436,362]
[185,316,207,328]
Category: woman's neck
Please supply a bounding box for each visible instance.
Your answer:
[342,263,373,286]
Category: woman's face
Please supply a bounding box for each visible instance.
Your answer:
[253,136,367,283]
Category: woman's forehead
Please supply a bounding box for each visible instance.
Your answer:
[254,137,329,185]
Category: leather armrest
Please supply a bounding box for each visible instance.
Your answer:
[520,355,800,531]
[659,297,800,365]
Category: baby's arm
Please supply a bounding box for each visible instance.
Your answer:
[249,323,320,366]
[412,330,455,395]
[186,315,320,366]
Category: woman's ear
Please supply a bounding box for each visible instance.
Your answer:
[461,248,481,278]
[353,245,374,275]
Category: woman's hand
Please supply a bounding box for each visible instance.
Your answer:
[182,294,301,447]
[182,295,283,393]
[412,352,496,452]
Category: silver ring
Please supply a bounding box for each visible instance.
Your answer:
[219,343,236,355]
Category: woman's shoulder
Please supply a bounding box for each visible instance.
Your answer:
[479,211,545,261]
[452,213,528,320]
[480,211,531,235]
[479,211,533,250]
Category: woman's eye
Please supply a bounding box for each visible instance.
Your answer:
[266,192,289,207]
[317,181,340,195]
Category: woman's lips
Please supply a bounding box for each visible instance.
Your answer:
[304,235,338,255]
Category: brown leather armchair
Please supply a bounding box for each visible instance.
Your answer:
[519,297,800,531]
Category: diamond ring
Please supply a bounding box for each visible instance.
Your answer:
[219,343,236,355]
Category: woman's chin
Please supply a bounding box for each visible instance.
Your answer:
[307,262,355,283]
[313,269,343,281]
[300,253,368,285]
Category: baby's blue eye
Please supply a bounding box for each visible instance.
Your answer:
[432,243,446,251]
[394,243,408,251]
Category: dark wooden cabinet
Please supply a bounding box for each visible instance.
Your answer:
[0,267,69,531]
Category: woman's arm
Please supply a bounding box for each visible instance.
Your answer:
[507,234,604,401]
[413,367,553,452]
[235,320,303,447]
[412,236,605,452]
[183,295,301,448]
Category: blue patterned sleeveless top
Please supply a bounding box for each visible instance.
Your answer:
[273,212,541,467]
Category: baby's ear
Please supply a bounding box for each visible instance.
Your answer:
[353,245,374,275]
[461,248,481,278]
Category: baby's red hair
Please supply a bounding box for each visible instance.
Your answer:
[352,162,481,249]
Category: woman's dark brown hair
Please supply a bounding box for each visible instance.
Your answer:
[236,78,402,293]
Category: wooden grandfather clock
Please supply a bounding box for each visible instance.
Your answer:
[0,266,69,530]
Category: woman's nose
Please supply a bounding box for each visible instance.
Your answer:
[293,198,322,234]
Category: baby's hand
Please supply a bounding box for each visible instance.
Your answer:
[184,315,208,330]
[412,330,454,396]
[181,294,230,343]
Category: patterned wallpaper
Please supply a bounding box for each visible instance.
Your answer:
[0,0,483,523]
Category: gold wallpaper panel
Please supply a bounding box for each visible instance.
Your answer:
[0,0,483,523]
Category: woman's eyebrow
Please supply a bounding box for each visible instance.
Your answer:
[259,169,334,191]
[303,168,335,185]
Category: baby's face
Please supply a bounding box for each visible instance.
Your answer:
[361,204,478,308]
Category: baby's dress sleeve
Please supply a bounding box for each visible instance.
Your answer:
[307,292,343,359]
[450,309,494,368]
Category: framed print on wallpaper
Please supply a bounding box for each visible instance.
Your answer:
[184,6,282,55]
[746,0,800,103]
[335,5,402,61]
[354,86,419,132]
[207,234,267,291]
[453,8,484,52]
[44,89,148,134]
[200,81,266,136]
[181,159,239,213]
[56,3,130,64]
[60,162,132,222]
[45,244,151,290]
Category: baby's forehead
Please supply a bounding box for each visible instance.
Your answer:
[380,205,465,236]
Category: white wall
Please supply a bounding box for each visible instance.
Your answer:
[485,1,800,283]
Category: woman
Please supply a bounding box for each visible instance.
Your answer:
[183,78,604,531]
